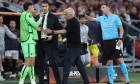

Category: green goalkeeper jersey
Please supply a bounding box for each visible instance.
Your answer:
[20,11,42,42]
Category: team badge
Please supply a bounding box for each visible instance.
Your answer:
[29,14,32,18]
[109,23,113,27]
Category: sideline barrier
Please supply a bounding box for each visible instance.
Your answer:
[49,66,125,83]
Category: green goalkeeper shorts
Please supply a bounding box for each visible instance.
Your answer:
[21,34,36,58]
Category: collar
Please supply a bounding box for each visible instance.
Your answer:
[103,13,113,20]
[44,12,49,17]
[10,28,16,31]
[68,17,75,22]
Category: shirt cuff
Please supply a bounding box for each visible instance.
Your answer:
[40,17,43,19]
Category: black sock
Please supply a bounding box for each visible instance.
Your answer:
[12,59,17,74]
[1,71,5,76]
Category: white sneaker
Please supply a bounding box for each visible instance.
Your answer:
[19,80,24,84]
[0,75,5,81]
[31,81,36,84]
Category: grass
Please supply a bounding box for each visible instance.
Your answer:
[0,73,140,84]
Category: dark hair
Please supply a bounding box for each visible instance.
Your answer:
[23,2,33,11]
[41,1,49,5]
[0,14,3,17]
[102,4,111,8]
[10,20,16,23]
[78,14,85,19]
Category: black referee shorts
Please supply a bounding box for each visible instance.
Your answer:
[103,38,123,60]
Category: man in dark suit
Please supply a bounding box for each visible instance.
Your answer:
[35,1,62,84]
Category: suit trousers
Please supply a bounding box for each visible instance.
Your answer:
[62,48,90,84]
[37,40,61,84]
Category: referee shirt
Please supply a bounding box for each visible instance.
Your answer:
[95,13,122,40]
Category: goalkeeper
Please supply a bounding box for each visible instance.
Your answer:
[19,2,43,84]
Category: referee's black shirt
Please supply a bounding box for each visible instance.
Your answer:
[65,17,81,48]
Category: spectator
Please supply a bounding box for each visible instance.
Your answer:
[49,3,57,12]
[65,0,76,14]
[10,0,23,12]
[123,0,129,8]
[78,14,91,66]
[32,9,39,19]
[57,4,66,12]
[111,2,119,15]
[34,0,43,13]
[4,20,21,79]
[55,0,65,8]
[0,14,18,81]
[19,0,27,8]
[130,6,139,28]
[12,0,20,6]
[57,4,66,22]
[128,1,133,9]
[85,11,101,66]
[115,0,124,11]
[120,8,131,25]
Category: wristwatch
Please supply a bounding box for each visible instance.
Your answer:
[51,30,54,35]
[119,38,123,40]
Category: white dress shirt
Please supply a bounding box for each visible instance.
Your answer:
[41,12,49,38]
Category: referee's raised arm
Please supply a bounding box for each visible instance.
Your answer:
[85,14,96,21]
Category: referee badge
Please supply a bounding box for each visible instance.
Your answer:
[109,23,113,27]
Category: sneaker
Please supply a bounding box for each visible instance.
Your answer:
[126,82,130,84]
[0,75,5,81]
[31,81,36,84]
[19,80,24,84]
[2,73,9,79]
[10,73,17,78]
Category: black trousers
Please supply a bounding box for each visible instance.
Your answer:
[62,48,90,84]
[37,40,61,84]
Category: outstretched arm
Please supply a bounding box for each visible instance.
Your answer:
[85,14,96,21]
[5,25,17,39]
[43,29,67,34]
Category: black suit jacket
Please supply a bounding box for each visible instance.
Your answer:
[36,12,62,48]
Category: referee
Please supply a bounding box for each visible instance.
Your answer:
[85,4,130,84]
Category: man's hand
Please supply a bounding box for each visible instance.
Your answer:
[46,28,53,34]
[37,27,42,31]
[91,40,94,44]
[42,28,52,34]
[42,29,47,34]
[117,40,122,47]
[78,7,85,14]
[17,38,20,43]
[40,12,43,17]
[46,35,53,41]
[97,43,101,47]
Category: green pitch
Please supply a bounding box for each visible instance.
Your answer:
[0,73,140,84]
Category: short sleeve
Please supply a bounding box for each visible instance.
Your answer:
[116,15,122,26]
[95,16,100,23]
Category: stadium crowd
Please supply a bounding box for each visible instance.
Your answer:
[0,0,140,83]
[0,0,140,27]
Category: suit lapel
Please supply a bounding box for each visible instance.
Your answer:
[47,13,51,28]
